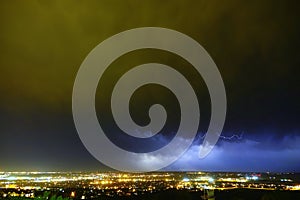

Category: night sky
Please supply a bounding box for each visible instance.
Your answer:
[0,0,299,172]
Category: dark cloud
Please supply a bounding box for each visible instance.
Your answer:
[0,0,299,171]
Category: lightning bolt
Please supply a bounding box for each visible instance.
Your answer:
[198,132,244,141]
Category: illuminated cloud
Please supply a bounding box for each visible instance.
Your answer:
[166,134,300,172]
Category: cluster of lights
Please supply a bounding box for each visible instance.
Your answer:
[218,178,247,183]
[0,171,299,198]
[246,176,259,180]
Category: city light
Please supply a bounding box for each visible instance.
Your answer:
[0,171,299,199]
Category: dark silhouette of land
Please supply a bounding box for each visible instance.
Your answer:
[3,189,300,200]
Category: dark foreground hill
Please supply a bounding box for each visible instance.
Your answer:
[2,189,300,200]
